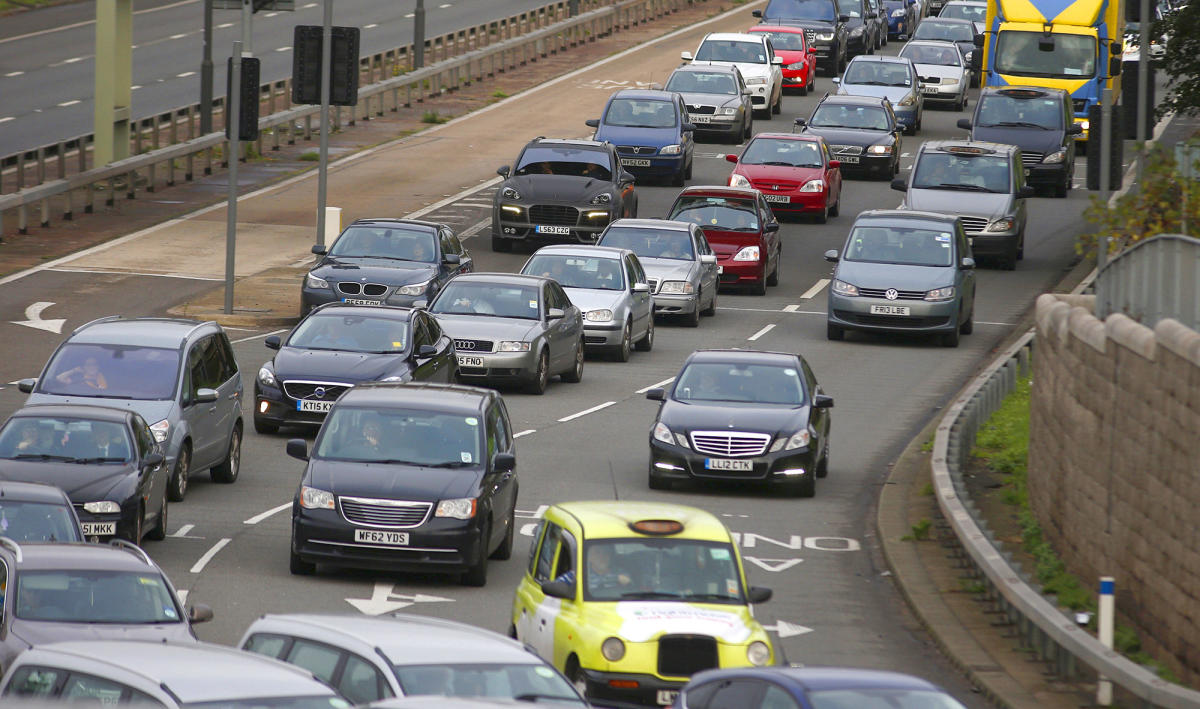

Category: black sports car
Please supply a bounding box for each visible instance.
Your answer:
[491,138,638,252]
[794,94,904,178]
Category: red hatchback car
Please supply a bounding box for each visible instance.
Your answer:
[725,133,843,223]
[666,186,781,295]
[748,25,817,95]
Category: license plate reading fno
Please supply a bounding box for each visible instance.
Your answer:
[457,355,484,367]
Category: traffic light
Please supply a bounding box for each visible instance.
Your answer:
[226,56,260,141]
[292,25,360,106]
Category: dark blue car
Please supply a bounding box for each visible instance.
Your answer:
[884,0,918,38]
[671,667,968,708]
[586,89,696,186]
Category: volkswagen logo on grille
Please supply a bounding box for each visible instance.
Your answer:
[314,386,327,398]
[454,340,476,350]
[885,289,899,301]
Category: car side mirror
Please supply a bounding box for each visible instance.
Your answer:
[187,603,214,624]
[497,165,511,178]
[416,344,438,359]
[286,439,309,461]
[793,117,806,128]
[823,249,840,262]
[813,394,835,408]
[764,223,779,233]
[829,159,841,169]
[1109,56,1122,76]
[742,88,753,96]
[974,33,986,47]
[890,177,907,191]
[195,388,218,403]
[752,8,763,17]
[868,11,878,18]
[681,51,694,62]
[724,153,739,164]
[645,388,666,401]
[961,257,976,270]
[620,170,636,183]
[1019,185,1036,198]
[585,118,600,128]
[541,579,575,600]
[839,13,851,21]
[632,282,651,293]
[143,452,165,468]
[831,76,841,84]
[492,452,516,473]
[683,122,696,132]
[808,47,817,54]
[1068,123,1084,135]
[17,378,35,394]
[747,586,773,603]
[956,118,972,130]
[971,53,983,70]
[311,244,327,255]
[547,307,566,320]
[700,254,717,264]
[771,55,784,65]
[412,299,429,310]
[443,253,461,264]
[265,335,281,350]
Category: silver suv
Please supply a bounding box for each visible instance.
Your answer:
[18,317,243,502]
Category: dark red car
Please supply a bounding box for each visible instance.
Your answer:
[666,186,781,295]
[748,25,817,95]
[725,133,843,223]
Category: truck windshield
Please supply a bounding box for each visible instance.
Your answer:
[994,31,1096,78]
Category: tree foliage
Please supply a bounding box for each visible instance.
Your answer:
[1156,1,1200,118]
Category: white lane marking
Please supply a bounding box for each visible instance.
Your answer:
[46,267,224,281]
[782,304,800,312]
[0,117,13,124]
[275,46,292,52]
[513,429,536,438]
[364,23,379,29]
[244,502,291,525]
[405,12,414,17]
[190,538,231,573]
[558,401,616,422]
[747,324,775,341]
[303,2,317,6]
[976,320,1017,326]
[58,100,81,107]
[636,377,675,394]
[177,590,189,604]
[218,22,235,29]
[177,71,196,78]
[231,328,287,345]
[63,56,84,64]
[721,306,821,314]
[170,33,187,40]
[131,85,142,90]
[460,218,492,239]
[439,3,452,7]
[5,71,24,77]
[171,524,195,538]
[407,179,503,220]
[800,278,830,300]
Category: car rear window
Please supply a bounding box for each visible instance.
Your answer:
[39,344,180,400]
[844,225,956,266]
[668,196,759,231]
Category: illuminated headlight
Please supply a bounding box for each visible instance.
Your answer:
[501,186,521,200]
[396,279,432,296]
[784,428,812,450]
[817,32,834,40]
[867,144,892,155]
[83,501,121,514]
[585,210,611,220]
[305,273,329,290]
[799,179,825,192]
[747,641,771,666]
[898,94,917,106]
[501,204,524,215]
[1042,149,1067,164]
[745,77,768,85]
[257,365,276,387]
[850,26,864,35]
[658,281,694,294]
[601,637,626,661]
[149,419,170,443]
[831,279,859,296]
[941,77,960,86]
[590,192,613,205]
[497,341,531,352]
[787,62,809,70]
[719,107,739,115]
[925,286,956,301]
[892,8,906,16]
[986,217,1015,232]
[660,144,683,155]
[652,422,675,445]
[584,309,614,322]
[732,246,760,262]
[435,498,477,519]
[729,173,752,188]
[300,486,335,510]
[1080,120,1090,130]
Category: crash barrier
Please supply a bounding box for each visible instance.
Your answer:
[1094,234,1200,331]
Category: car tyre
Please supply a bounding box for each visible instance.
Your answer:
[827,322,845,341]
[566,657,588,699]
[702,288,718,316]
[960,309,974,334]
[830,194,841,217]
[614,321,633,362]
[167,444,190,502]
[672,165,686,187]
[816,440,830,478]
[744,115,753,140]
[492,234,513,253]
[1053,179,1069,198]
[210,424,241,484]
[772,90,782,115]
[1017,232,1025,260]
[490,507,516,560]
[766,253,780,286]
[751,275,768,296]
[1001,246,1018,271]
[635,316,655,350]
[561,341,585,383]
[126,505,144,544]
[953,93,965,112]
[816,204,829,224]
[941,327,961,347]
[290,547,316,575]
[684,303,701,327]
[649,468,671,490]
[462,527,490,587]
[146,498,168,541]
[253,416,278,435]
[789,474,816,498]
[685,158,693,180]
[525,350,550,395]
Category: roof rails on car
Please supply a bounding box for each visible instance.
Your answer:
[0,536,22,562]
[109,538,155,566]
[71,314,125,335]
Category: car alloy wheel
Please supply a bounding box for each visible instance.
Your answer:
[168,445,190,502]
[526,350,549,395]
[147,497,169,541]
[614,322,632,362]
[211,425,241,484]
[462,526,490,587]
[635,316,654,350]
[490,507,516,560]
[562,341,584,383]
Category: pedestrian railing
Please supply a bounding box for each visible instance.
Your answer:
[1094,233,1200,331]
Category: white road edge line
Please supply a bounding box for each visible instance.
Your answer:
[558,401,616,422]
[636,377,675,394]
[231,329,287,345]
[800,278,830,300]
[170,524,195,538]
[513,429,536,438]
[460,217,493,240]
[747,324,775,341]
[190,538,231,573]
[244,502,291,525]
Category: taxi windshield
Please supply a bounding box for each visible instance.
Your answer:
[668,196,759,231]
[523,255,625,291]
[314,407,483,468]
[394,663,583,704]
[287,314,409,354]
[844,226,955,267]
[578,538,745,603]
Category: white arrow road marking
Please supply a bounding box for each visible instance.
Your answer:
[346,581,454,615]
[763,620,814,638]
[12,302,66,333]
[744,556,804,572]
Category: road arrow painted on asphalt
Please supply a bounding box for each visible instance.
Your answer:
[744,556,804,572]
[763,620,814,638]
[11,302,65,334]
[345,581,454,615]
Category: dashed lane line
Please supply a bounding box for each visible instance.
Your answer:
[190,538,231,573]
[514,429,536,438]
[747,324,775,341]
[800,279,830,300]
[636,377,675,394]
[558,401,616,422]
[231,329,286,345]
[243,502,291,525]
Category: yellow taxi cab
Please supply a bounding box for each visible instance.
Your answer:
[510,500,775,708]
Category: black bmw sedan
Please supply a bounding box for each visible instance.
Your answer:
[645,349,833,497]
[794,94,904,179]
[253,304,458,434]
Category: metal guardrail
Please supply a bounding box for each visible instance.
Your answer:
[931,330,1200,708]
[0,0,701,237]
[1094,233,1200,331]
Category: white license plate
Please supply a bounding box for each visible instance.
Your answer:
[620,158,652,167]
[81,522,116,536]
[689,115,712,123]
[457,355,484,367]
[705,458,754,471]
[341,298,379,305]
[838,155,860,164]
[763,194,791,203]
[922,86,940,95]
[354,529,410,546]
[656,690,679,706]
[297,400,334,413]
[535,225,571,235]
[870,304,911,316]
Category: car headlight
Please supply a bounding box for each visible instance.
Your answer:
[497,341,532,352]
[660,144,682,155]
[501,186,521,200]
[305,273,329,290]
[83,501,121,514]
[1080,120,1090,131]
[817,32,834,40]
[584,309,614,322]
[787,62,809,70]
[719,107,739,115]
[732,246,760,262]
[850,26,864,35]
[867,144,892,155]
[501,204,524,215]
[784,428,812,450]
[892,8,906,16]
[652,421,675,445]
[925,286,956,302]
[149,419,170,443]
[799,179,826,192]
[898,94,916,106]
[745,77,767,85]
[299,486,335,510]
[1042,149,1067,164]
[941,77,960,86]
[729,173,752,188]
[831,279,859,296]
[601,637,626,661]
[986,217,1016,232]
[658,281,694,294]
[257,365,276,387]
[396,279,433,297]
[965,51,975,62]
[435,498,477,519]
[747,641,771,666]
[591,192,613,205]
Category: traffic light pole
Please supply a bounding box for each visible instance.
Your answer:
[1137,0,1149,143]
[1097,86,1113,270]
[414,0,426,69]
[315,0,333,248]
[201,0,214,134]
[225,40,243,315]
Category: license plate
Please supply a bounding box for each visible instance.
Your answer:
[922,86,940,95]
[656,690,679,706]
[297,400,334,413]
[705,458,754,471]
[342,298,379,305]
[763,194,791,203]
[870,304,911,316]
[354,529,410,546]
[535,225,571,235]
[81,522,116,536]
[838,155,860,164]
[457,355,484,367]
[620,158,652,167]
[689,115,712,123]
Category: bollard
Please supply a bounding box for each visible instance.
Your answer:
[1097,576,1114,705]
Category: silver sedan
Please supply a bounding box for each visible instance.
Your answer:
[898,40,971,112]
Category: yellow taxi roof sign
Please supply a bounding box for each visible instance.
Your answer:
[554,501,732,541]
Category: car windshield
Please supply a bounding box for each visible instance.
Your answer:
[912,20,974,42]
[600,227,695,261]
[0,416,133,464]
[912,153,1011,192]
[577,538,745,603]
[523,255,625,291]
[603,98,677,128]
[900,43,962,66]
[674,362,807,405]
[976,95,1062,128]
[394,663,583,704]
[843,61,913,87]
[940,3,986,21]
[809,103,890,130]
[751,30,807,51]
[764,0,837,21]
[15,570,182,624]
[993,30,1097,78]
[740,138,824,168]
[514,147,611,179]
[695,40,768,64]
[38,343,180,400]
[187,698,347,709]
[844,225,956,266]
[808,689,969,709]
[665,71,737,95]
[287,314,409,354]
[314,407,483,467]
[432,282,542,319]
[0,500,81,542]
[668,196,759,231]
[328,225,437,263]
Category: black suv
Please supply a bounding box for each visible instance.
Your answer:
[492,138,638,252]
[288,382,519,587]
[795,94,904,178]
[753,0,851,75]
[300,218,472,316]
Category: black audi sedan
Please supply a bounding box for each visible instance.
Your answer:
[300,218,472,316]
[254,304,457,434]
[645,349,833,497]
[794,94,904,178]
[0,405,167,542]
[287,382,518,587]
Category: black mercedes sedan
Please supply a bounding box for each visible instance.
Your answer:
[794,94,904,179]
[0,404,167,542]
[300,218,472,316]
[645,349,833,497]
[254,304,458,434]
[287,382,519,587]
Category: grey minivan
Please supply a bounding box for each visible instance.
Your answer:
[18,317,243,502]
[824,209,976,347]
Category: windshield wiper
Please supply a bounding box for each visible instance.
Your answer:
[420,461,474,468]
[927,182,992,192]
[619,591,683,599]
[514,694,586,704]
[73,457,128,464]
[853,80,891,85]
[683,593,742,601]
[983,120,1052,129]
[754,160,798,167]
[13,453,77,462]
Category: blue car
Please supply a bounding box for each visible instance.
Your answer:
[671,667,968,708]
[885,0,918,38]
[586,89,696,186]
